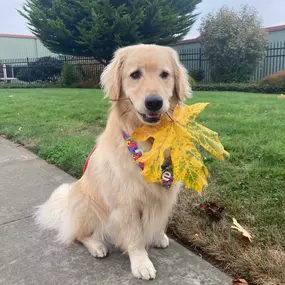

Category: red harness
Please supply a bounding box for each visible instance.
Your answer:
[83,145,97,173]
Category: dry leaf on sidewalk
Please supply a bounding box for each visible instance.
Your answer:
[231,218,253,242]
[232,279,249,285]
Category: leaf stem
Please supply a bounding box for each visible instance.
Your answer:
[166,112,175,122]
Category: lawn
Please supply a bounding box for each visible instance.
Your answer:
[1,88,284,285]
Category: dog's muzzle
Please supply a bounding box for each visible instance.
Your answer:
[139,95,163,123]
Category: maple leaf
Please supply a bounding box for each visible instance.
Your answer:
[231,218,253,242]
[131,103,229,193]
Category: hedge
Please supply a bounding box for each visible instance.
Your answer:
[0,82,99,89]
[192,83,285,94]
[0,83,62,89]
[1,82,284,94]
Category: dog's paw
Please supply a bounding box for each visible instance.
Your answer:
[131,256,156,280]
[154,233,169,249]
[88,242,108,258]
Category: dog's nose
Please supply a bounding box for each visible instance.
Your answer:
[145,95,163,112]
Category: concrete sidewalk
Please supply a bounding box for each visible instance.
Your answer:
[0,137,232,285]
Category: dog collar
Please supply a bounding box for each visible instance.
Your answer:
[122,131,174,189]
[83,132,174,189]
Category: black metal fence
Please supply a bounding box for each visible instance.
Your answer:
[178,41,285,82]
[179,48,213,82]
[251,41,285,81]
[0,56,104,85]
[1,41,285,84]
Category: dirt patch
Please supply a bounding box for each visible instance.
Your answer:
[14,139,41,154]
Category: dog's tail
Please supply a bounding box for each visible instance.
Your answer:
[34,183,75,244]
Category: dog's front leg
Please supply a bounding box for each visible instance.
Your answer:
[109,207,156,280]
[153,232,170,249]
[128,246,156,280]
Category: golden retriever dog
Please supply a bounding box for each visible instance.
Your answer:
[35,44,191,280]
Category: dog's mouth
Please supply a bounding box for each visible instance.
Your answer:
[137,112,162,124]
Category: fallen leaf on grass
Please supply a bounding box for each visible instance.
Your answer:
[231,218,253,242]
[232,279,249,285]
[199,201,224,221]
[8,95,14,98]
[277,94,285,99]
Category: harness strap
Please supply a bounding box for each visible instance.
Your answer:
[83,145,97,173]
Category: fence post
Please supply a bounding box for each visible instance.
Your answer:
[199,48,202,69]
[3,64,7,82]
[283,41,285,71]
[27,57,31,83]
[3,63,7,82]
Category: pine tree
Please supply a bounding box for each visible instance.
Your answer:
[20,0,201,65]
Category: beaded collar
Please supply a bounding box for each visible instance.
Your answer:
[122,131,174,189]
[83,131,174,189]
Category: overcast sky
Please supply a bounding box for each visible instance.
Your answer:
[1,0,285,39]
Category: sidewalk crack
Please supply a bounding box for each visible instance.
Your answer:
[0,215,33,226]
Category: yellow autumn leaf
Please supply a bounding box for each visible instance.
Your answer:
[131,103,229,193]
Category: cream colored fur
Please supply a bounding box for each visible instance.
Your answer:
[35,44,191,280]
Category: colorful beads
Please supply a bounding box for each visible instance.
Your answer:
[122,131,173,189]
[138,162,145,170]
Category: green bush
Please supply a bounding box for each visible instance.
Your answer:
[75,81,101,89]
[190,69,204,82]
[193,82,285,94]
[58,64,80,87]
[200,6,268,83]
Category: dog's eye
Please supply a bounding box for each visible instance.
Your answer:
[160,71,169,79]
[130,70,142,80]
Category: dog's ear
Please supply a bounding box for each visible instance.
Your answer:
[171,49,192,102]
[100,48,125,101]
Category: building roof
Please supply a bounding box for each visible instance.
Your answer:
[176,37,201,45]
[265,25,285,32]
[0,34,37,39]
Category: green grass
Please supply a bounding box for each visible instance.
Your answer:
[1,88,284,284]
[0,89,109,177]
[192,91,285,244]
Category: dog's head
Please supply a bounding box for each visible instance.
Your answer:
[101,44,191,125]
